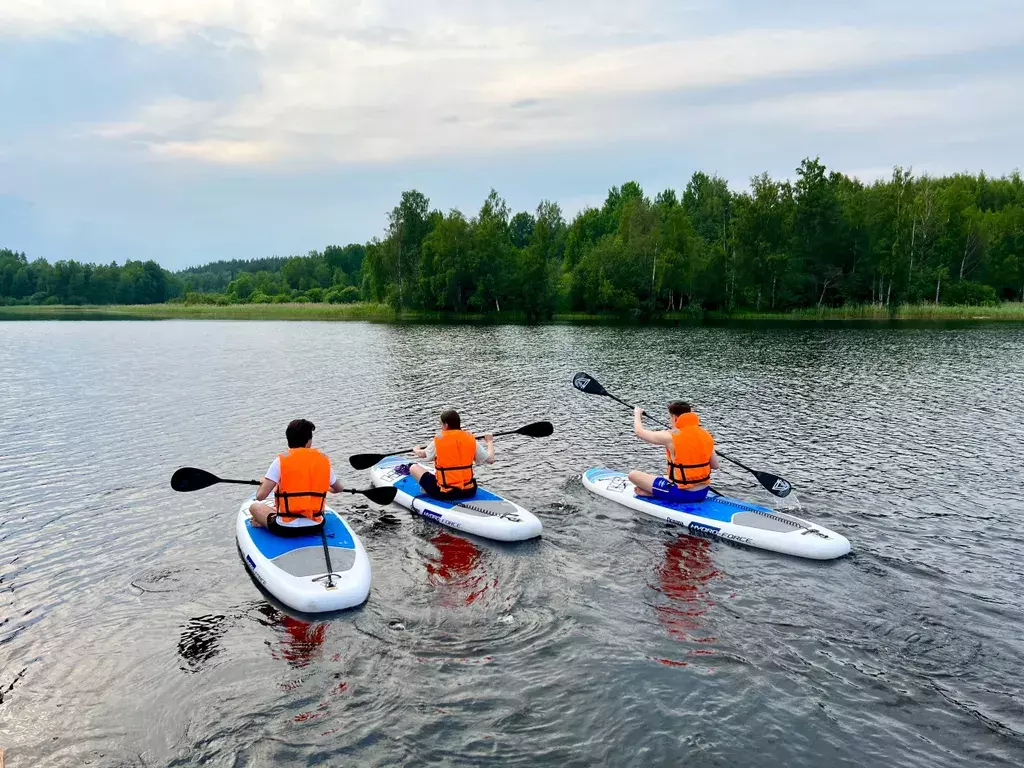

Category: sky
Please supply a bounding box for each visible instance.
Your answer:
[1,0,1023,270]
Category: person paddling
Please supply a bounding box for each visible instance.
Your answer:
[408,409,494,501]
[249,419,345,536]
[629,401,719,502]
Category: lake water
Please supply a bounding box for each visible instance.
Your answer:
[1,320,1023,767]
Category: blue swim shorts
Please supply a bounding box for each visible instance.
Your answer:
[650,477,710,503]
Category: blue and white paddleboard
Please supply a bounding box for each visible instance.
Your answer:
[236,499,372,613]
[583,468,850,560]
[369,456,542,541]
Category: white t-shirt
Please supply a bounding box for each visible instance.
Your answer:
[423,436,490,464]
[265,456,337,486]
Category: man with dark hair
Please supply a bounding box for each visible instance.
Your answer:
[409,409,494,500]
[249,419,345,536]
[628,401,720,503]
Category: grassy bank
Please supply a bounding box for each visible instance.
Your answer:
[710,302,1024,321]
[0,302,399,321]
[2,301,1023,323]
[0,302,618,324]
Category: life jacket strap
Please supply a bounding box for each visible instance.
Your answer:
[668,460,712,486]
[437,464,476,490]
[276,490,327,517]
[436,466,475,489]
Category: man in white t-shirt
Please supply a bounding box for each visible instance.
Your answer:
[249,419,345,536]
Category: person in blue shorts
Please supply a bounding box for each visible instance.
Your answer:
[628,401,720,502]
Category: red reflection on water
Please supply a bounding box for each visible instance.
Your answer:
[293,711,326,723]
[270,615,327,668]
[651,535,720,643]
[424,532,492,606]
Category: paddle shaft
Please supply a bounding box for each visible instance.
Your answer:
[605,391,670,429]
[219,477,378,497]
[185,471,384,502]
[354,425,542,466]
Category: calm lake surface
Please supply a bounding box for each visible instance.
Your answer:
[2,321,1023,767]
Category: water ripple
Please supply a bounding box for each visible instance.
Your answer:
[1,320,1023,766]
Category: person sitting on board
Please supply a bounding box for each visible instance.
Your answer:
[629,401,720,503]
[249,418,345,537]
[408,409,494,501]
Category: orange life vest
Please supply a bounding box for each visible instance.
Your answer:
[275,448,331,521]
[434,429,478,492]
[665,412,714,489]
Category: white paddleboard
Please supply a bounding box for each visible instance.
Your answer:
[236,498,372,613]
[369,456,542,541]
[583,468,850,560]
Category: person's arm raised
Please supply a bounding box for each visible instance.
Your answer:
[634,406,671,446]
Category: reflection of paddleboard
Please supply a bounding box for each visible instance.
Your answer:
[178,600,328,673]
[369,456,542,541]
[583,468,851,560]
[236,498,372,613]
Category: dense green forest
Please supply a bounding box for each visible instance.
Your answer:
[3,158,1022,315]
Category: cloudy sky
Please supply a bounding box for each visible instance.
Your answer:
[2,0,1022,269]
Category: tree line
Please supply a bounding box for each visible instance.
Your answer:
[3,158,1022,315]
[0,252,178,306]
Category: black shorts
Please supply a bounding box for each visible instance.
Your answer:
[267,513,324,538]
[417,472,477,501]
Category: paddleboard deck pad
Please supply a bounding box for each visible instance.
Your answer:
[236,498,372,613]
[583,468,850,560]
[369,456,542,541]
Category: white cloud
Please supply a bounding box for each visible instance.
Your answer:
[4,1,1022,166]
[149,139,279,163]
[486,23,1024,101]
[725,78,1024,135]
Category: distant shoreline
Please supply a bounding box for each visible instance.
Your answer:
[2,301,1023,324]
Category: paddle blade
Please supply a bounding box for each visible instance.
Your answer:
[516,421,554,438]
[572,372,607,397]
[360,485,398,505]
[171,467,222,492]
[349,453,385,471]
[755,471,792,498]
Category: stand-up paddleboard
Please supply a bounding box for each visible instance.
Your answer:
[583,468,850,560]
[369,456,542,541]
[236,498,372,613]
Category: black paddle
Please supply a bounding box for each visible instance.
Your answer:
[170,467,399,505]
[571,372,793,498]
[348,420,554,470]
